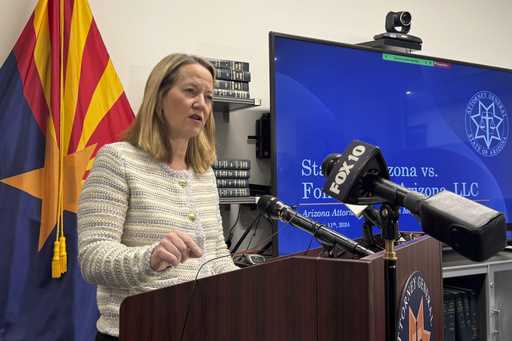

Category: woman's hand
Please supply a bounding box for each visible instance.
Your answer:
[150,230,203,271]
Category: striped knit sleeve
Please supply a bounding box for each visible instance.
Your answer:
[77,144,157,288]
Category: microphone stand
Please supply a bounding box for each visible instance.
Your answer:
[380,203,400,341]
[362,206,382,249]
[362,220,377,248]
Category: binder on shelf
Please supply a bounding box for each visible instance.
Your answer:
[208,58,250,72]
[218,187,250,197]
[443,290,456,341]
[445,285,480,341]
[214,159,251,198]
[209,57,251,100]
[443,287,474,341]
[213,159,250,170]
[214,89,250,100]
[215,69,251,83]
[215,79,250,91]
[214,169,250,179]
[219,196,257,205]
[217,178,249,188]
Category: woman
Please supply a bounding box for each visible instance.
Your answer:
[77,53,239,341]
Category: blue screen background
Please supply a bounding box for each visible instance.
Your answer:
[272,34,512,255]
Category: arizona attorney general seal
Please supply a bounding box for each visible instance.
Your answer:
[465,90,509,157]
[397,271,434,341]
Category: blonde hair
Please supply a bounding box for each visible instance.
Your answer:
[123,53,216,174]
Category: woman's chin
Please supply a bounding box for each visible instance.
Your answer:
[184,127,204,140]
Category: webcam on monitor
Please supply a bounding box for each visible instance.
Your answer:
[360,10,422,53]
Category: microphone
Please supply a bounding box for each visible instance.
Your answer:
[322,140,507,262]
[322,153,370,218]
[257,195,374,256]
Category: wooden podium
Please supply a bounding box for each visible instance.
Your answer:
[119,235,443,341]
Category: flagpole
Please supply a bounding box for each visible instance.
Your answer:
[58,0,67,276]
[52,0,67,279]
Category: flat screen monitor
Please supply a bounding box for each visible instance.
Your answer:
[269,32,512,255]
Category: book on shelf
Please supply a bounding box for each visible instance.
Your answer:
[208,57,252,98]
[445,286,480,341]
[214,88,250,100]
[215,79,249,91]
[215,69,251,82]
[214,169,250,179]
[213,159,251,170]
[443,287,474,341]
[443,290,456,341]
[214,159,251,196]
[218,187,250,197]
[217,178,249,188]
[207,58,249,72]
[219,196,256,204]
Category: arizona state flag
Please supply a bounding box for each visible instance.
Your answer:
[0,0,134,339]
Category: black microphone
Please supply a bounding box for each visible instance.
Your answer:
[257,195,374,256]
[322,140,507,262]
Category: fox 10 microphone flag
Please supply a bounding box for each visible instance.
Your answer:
[0,0,134,339]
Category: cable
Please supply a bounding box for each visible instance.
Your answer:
[241,230,279,255]
[225,205,241,248]
[244,214,263,252]
[230,211,264,254]
[179,254,233,341]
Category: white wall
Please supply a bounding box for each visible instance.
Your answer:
[1,0,512,185]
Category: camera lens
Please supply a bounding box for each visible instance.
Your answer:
[399,12,412,26]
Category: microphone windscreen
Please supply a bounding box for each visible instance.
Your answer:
[321,153,343,176]
[420,191,506,261]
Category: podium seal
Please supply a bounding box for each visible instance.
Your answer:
[397,271,433,341]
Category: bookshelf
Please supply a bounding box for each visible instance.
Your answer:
[219,196,258,205]
[442,249,512,341]
[213,97,261,205]
[213,96,262,121]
